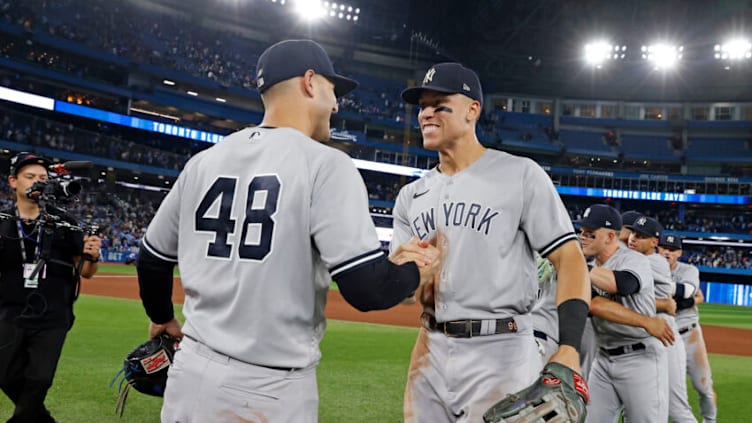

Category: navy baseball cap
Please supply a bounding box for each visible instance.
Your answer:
[256,39,358,98]
[401,62,483,106]
[575,204,622,230]
[9,152,51,176]
[626,216,663,239]
[659,233,683,250]
[621,210,643,228]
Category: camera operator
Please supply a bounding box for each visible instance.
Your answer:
[0,152,101,423]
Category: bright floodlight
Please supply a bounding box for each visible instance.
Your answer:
[584,41,626,67]
[584,42,611,66]
[641,43,683,70]
[294,0,325,20]
[714,38,752,60]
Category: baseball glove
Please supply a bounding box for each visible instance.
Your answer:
[483,362,589,423]
[110,334,179,416]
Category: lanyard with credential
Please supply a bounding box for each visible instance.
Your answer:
[15,207,43,264]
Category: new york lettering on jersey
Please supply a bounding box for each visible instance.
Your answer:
[410,202,500,239]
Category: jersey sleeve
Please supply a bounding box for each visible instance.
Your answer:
[389,187,414,255]
[142,165,187,263]
[519,160,577,257]
[310,151,382,277]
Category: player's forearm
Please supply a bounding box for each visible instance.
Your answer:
[548,240,590,305]
[588,267,618,293]
[655,298,674,313]
[137,245,176,324]
[334,255,420,311]
[590,296,651,328]
[547,240,590,353]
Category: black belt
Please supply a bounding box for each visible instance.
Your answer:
[533,330,548,341]
[602,342,646,356]
[678,323,697,335]
[421,313,518,338]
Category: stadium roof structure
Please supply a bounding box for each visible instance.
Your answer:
[399,0,752,102]
[168,0,752,102]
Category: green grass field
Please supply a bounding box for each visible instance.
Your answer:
[1,277,751,421]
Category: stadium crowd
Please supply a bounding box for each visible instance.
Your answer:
[2,171,750,269]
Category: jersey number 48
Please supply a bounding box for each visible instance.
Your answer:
[194,175,281,260]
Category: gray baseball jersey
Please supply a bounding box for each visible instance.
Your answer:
[647,253,697,423]
[390,149,577,321]
[591,246,655,349]
[648,252,674,300]
[142,127,382,369]
[673,261,701,328]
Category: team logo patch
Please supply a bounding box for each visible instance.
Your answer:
[573,372,590,402]
[141,350,171,374]
[542,376,561,386]
[423,68,436,85]
[667,235,675,243]
[636,216,647,226]
[462,83,470,91]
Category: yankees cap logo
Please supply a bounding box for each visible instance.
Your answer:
[462,83,471,91]
[423,68,436,85]
[636,216,647,225]
[667,235,675,243]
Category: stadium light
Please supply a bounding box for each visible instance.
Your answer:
[584,41,626,68]
[282,0,359,22]
[641,43,683,70]
[714,38,752,60]
[293,0,326,21]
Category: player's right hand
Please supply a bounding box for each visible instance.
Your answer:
[389,236,436,267]
[149,318,184,340]
[645,316,674,346]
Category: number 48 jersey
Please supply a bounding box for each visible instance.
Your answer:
[142,127,382,369]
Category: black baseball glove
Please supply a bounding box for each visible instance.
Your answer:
[111,334,179,416]
[483,362,589,423]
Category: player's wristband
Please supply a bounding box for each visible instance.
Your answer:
[558,298,589,352]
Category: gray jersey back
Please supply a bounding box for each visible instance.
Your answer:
[390,149,576,321]
[672,261,701,327]
[648,253,674,299]
[592,246,656,348]
[142,127,381,368]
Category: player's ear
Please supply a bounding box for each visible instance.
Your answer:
[466,100,481,123]
[302,69,316,98]
[8,175,16,189]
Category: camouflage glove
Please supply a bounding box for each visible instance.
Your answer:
[483,362,589,423]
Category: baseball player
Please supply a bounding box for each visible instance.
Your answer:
[577,204,669,423]
[394,62,591,422]
[627,216,697,423]
[659,234,717,423]
[136,39,440,423]
[619,210,642,246]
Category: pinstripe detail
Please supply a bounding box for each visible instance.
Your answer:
[142,238,178,263]
[329,249,384,278]
[539,232,578,258]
